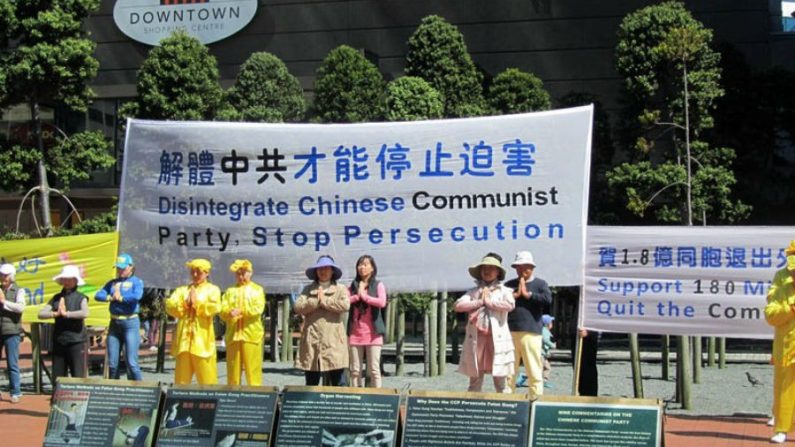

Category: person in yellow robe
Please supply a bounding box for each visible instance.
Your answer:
[220,259,265,386]
[166,258,221,385]
[766,241,795,444]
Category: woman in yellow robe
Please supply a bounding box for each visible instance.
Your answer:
[166,258,221,385]
[765,241,795,444]
[220,259,265,386]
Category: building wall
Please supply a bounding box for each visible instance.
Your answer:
[87,0,784,111]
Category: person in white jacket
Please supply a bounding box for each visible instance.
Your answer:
[455,253,515,393]
[0,264,26,403]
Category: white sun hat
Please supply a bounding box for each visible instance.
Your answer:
[52,265,85,286]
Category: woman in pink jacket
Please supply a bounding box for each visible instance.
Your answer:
[455,253,516,393]
[347,255,388,388]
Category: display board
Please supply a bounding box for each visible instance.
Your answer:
[529,396,662,447]
[274,386,400,447]
[156,385,278,447]
[402,390,531,447]
[43,377,161,447]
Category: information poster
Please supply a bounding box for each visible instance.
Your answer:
[274,386,400,447]
[529,396,662,447]
[402,390,531,447]
[43,378,161,447]
[156,385,278,447]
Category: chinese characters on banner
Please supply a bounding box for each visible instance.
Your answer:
[118,107,593,292]
[583,226,793,339]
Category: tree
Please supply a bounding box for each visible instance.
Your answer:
[312,45,384,123]
[122,30,224,121]
[488,68,551,114]
[405,15,485,118]
[224,52,305,122]
[381,76,443,121]
[0,0,114,235]
[608,1,749,225]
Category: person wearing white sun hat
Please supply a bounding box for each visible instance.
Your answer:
[38,265,89,383]
[0,263,27,403]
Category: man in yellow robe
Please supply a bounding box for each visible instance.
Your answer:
[220,259,265,386]
[166,258,221,385]
[766,241,795,444]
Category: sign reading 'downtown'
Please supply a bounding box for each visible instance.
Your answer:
[113,0,257,46]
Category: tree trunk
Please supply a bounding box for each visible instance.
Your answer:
[30,99,53,235]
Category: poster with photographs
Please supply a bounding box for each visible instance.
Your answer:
[402,390,531,447]
[44,378,161,447]
[274,386,400,447]
[156,385,278,447]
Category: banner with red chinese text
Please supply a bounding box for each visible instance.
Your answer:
[118,107,593,292]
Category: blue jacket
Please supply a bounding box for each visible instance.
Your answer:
[95,275,144,315]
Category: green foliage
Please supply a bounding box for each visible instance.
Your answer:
[610,2,748,224]
[381,76,443,121]
[123,30,223,121]
[405,15,485,118]
[226,52,305,122]
[615,1,722,136]
[313,45,384,123]
[54,204,118,236]
[0,0,113,193]
[487,68,551,114]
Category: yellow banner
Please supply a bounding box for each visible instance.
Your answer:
[0,232,119,326]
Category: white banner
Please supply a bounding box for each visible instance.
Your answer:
[118,107,592,293]
[583,226,792,339]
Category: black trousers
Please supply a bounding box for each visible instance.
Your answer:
[52,341,87,385]
[304,368,346,386]
[577,332,599,396]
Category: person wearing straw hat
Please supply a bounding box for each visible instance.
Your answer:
[166,258,221,385]
[95,253,145,380]
[0,263,26,402]
[220,259,265,386]
[765,240,795,444]
[294,255,350,386]
[38,265,89,383]
[505,250,552,397]
[455,253,515,393]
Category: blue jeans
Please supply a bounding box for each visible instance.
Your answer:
[2,333,21,396]
[107,317,142,380]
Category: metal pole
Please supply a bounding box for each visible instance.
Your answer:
[718,337,726,369]
[706,336,716,367]
[692,336,702,383]
[661,335,670,380]
[281,296,291,361]
[268,298,279,362]
[429,294,438,377]
[396,299,405,376]
[438,291,447,375]
[31,323,42,393]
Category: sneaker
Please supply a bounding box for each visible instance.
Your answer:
[771,432,786,444]
[10,394,20,403]
[767,417,775,427]
[149,345,159,351]
[516,375,528,388]
[544,382,554,389]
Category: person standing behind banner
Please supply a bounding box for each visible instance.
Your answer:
[95,253,144,380]
[220,259,265,386]
[765,241,795,444]
[294,255,350,386]
[505,251,552,397]
[455,253,515,393]
[38,265,89,383]
[166,259,221,385]
[347,255,387,388]
[0,264,26,402]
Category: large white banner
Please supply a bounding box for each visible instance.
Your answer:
[583,226,793,339]
[119,107,592,292]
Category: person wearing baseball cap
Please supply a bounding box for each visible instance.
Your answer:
[220,259,265,386]
[38,265,89,383]
[504,250,552,396]
[0,264,26,402]
[166,258,221,385]
[95,253,144,380]
[765,240,795,444]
